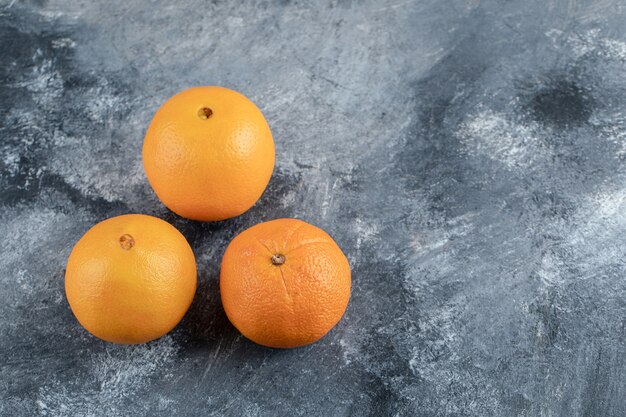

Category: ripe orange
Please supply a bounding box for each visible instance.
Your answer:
[220,218,351,348]
[142,86,275,221]
[65,214,197,344]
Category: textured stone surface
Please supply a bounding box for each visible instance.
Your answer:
[1,1,626,416]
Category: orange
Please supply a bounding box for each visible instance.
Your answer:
[142,86,275,221]
[65,214,197,344]
[220,218,351,348]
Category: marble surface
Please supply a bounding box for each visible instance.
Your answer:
[1,0,626,416]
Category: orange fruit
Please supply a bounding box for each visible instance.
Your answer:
[220,218,351,348]
[142,86,275,221]
[65,214,197,344]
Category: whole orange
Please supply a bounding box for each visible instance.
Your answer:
[220,218,351,348]
[142,86,275,221]
[65,214,197,344]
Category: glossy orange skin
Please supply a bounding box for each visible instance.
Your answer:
[65,214,197,344]
[142,86,275,221]
[220,219,351,348]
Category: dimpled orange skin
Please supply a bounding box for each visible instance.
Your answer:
[220,218,351,348]
[142,86,275,221]
[65,214,197,344]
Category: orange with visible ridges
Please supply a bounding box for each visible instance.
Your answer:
[142,86,275,221]
[220,218,351,348]
[65,214,197,344]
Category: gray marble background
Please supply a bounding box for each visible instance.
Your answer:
[1,0,625,416]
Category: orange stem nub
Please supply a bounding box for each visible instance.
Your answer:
[197,107,213,120]
[271,254,285,265]
[119,234,135,250]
